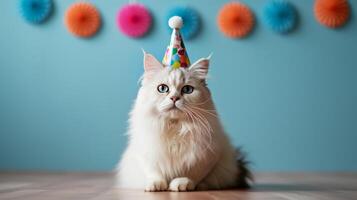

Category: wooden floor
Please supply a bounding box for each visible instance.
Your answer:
[0,172,356,200]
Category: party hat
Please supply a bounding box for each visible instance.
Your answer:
[162,16,191,69]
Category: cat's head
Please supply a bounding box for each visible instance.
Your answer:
[139,52,212,120]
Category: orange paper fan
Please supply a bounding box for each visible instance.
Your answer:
[217,2,254,38]
[65,2,101,37]
[314,0,350,28]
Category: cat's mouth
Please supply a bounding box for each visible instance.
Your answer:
[159,102,184,115]
[167,105,180,111]
[163,106,184,119]
[164,104,184,114]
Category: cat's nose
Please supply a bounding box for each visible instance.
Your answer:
[170,96,180,103]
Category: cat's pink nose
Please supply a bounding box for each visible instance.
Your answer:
[170,96,180,103]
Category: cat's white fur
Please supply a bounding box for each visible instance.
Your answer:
[116,53,248,191]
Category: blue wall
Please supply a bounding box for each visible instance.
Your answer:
[0,0,356,172]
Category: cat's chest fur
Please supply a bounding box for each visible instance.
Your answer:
[156,120,205,178]
[162,120,193,154]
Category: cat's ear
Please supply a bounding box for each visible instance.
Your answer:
[143,51,163,73]
[188,56,210,80]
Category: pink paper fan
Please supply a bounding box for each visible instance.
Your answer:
[117,3,152,38]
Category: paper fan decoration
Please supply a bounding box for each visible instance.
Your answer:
[263,0,297,33]
[314,0,350,28]
[217,2,255,38]
[19,0,53,23]
[65,2,101,38]
[166,6,201,40]
[117,3,152,38]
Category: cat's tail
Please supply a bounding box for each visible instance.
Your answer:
[236,148,253,189]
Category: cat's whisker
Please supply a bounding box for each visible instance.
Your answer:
[188,108,214,152]
[183,105,217,137]
[189,106,218,118]
[187,98,211,106]
[183,101,216,112]
[182,102,217,114]
[185,107,213,147]
[182,107,207,136]
[182,108,208,147]
[188,109,209,132]
[184,110,197,133]
[182,108,199,133]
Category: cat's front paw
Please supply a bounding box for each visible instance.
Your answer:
[169,177,195,192]
[145,178,168,192]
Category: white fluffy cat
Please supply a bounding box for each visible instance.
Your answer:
[116,52,251,191]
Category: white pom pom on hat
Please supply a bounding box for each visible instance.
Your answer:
[168,16,183,29]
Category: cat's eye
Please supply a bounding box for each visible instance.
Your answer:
[181,85,194,94]
[157,84,169,93]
